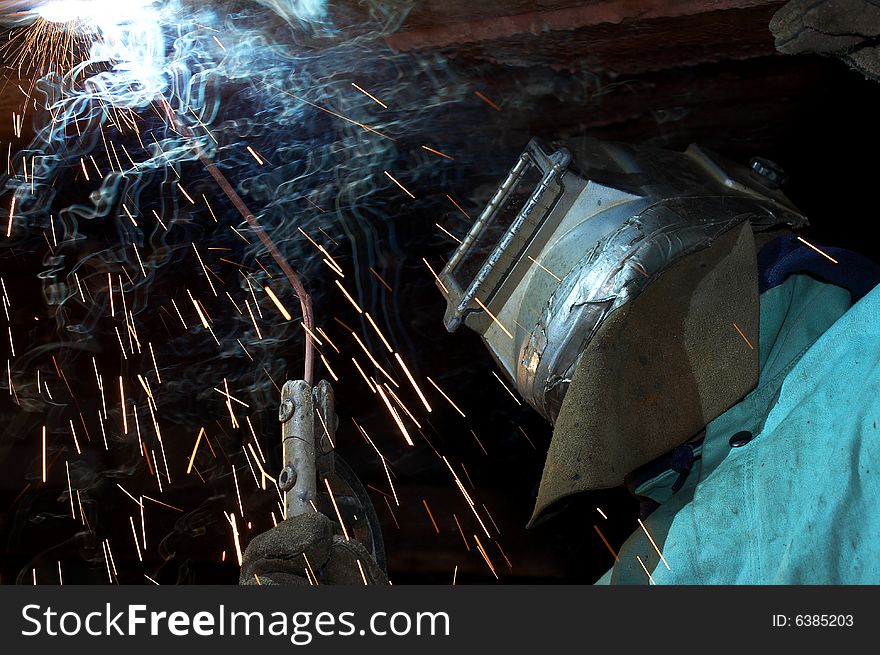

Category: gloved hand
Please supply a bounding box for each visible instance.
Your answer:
[771,0,880,82]
[239,512,388,585]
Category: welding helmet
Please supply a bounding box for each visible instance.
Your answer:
[437,136,807,521]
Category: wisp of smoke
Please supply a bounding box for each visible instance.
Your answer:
[0,0,478,582]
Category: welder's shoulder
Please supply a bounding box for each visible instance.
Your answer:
[597,278,880,585]
[694,277,880,584]
[705,277,880,583]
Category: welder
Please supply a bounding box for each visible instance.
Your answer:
[240,0,880,585]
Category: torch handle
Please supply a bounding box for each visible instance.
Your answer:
[279,380,316,517]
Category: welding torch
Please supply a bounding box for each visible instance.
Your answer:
[277,379,334,517]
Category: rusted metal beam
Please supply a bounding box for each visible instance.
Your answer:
[387,0,783,52]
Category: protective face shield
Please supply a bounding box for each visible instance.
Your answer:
[437,136,807,521]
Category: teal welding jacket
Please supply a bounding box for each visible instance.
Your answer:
[597,273,880,584]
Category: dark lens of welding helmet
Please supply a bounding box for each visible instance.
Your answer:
[451,160,544,290]
[438,141,571,342]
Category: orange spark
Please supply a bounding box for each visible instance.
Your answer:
[473,297,514,340]
[474,91,501,111]
[323,477,350,541]
[732,322,754,350]
[351,82,387,108]
[796,235,839,264]
[426,376,466,418]
[383,170,415,199]
[421,145,454,160]
[264,285,292,320]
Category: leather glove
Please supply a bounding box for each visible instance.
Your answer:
[771,0,880,82]
[239,512,388,585]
